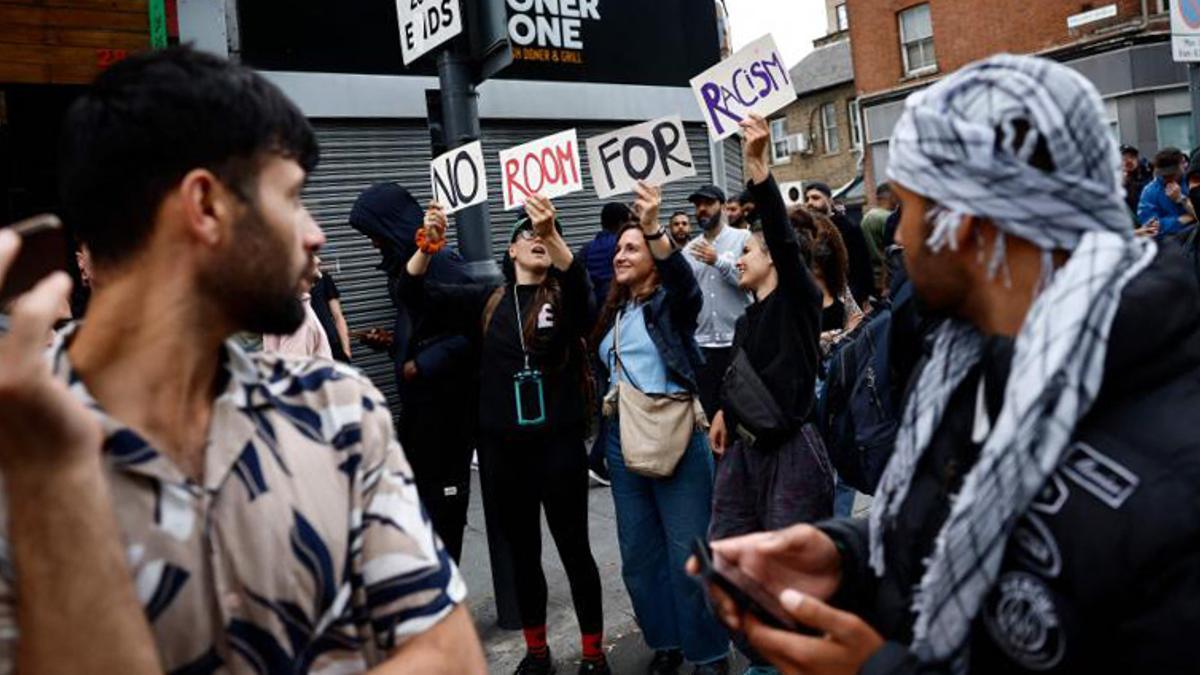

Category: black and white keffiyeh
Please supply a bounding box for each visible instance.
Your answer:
[872,54,1157,666]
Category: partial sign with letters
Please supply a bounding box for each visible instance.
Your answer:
[396,0,463,65]
[498,129,585,210]
[690,34,797,141]
[585,115,696,199]
[430,141,488,215]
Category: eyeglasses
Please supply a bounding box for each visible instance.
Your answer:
[514,229,538,241]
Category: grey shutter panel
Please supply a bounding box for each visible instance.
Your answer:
[303,119,721,417]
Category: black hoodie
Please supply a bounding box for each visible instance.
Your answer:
[821,246,1200,674]
[348,183,476,415]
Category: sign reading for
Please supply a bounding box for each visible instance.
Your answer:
[585,115,696,199]
[499,129,584,210]
[396,0,463,66]
[1173,0,1200,62]
[690,34,796,141]
[431,141,488,215]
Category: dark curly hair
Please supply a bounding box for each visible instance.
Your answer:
[789,206,848,299]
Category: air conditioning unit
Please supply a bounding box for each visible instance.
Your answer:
[788,133,812,155]
[780,181,805,208]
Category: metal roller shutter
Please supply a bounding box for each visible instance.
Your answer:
[723,136,744,194]
[303,118,726,416]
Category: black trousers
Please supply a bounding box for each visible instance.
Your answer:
[480,429,604,634]
[697,346,733,421]
[398,412,473,562]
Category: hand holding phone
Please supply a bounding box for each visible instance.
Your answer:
[0,215,68,308]
[691,538,806,633]
[0,228,103,476]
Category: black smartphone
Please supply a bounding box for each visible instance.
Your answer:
[691,538,802,633]
[0,214,68,308]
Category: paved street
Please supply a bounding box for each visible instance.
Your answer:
[459,466,871,673]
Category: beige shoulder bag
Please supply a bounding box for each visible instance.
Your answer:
[602,308,702,478]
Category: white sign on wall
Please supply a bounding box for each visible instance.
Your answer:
[1067,4,1117,30]
[585,116,697,199]
[396,0,463,66]
[1172,0,1200,62]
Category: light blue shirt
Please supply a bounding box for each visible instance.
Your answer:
[599,303,687,395]
[684,224,752,348]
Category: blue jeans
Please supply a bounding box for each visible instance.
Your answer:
[606,423,730,664]
[833,473,857,518]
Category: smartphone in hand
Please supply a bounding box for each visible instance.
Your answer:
[0,214,67,308]
[691,538,807,633]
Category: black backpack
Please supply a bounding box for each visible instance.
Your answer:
[816,283,912,495]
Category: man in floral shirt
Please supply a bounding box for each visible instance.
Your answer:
[0,46,484,674]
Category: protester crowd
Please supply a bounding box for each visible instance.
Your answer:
[0,42,1198,675]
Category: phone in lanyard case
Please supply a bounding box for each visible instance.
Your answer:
[511,287,547,427]
[514,368,546,426]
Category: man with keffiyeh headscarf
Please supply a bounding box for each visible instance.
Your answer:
[697,54,1200,674]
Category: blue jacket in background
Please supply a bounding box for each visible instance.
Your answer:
[579,230,618,310]
[1137,177,1191,238]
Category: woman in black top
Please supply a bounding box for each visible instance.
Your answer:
[401,195,606,675]
[708,116,834,541]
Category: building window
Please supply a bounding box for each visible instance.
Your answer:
[848,99,862,148]
[770,118,790,163]
[1158,113,1195,152]
[899,4,937,76]
[1159,0,1170,14]
[822,102,840,154]
[836,4,849,31]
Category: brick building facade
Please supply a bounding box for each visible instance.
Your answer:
[769,0,864,209]
[845,0,1182,197]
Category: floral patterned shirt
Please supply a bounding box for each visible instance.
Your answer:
[0,329,466,673]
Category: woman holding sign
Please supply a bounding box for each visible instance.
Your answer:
[707,116,833,544]
[401,195,607,675]
[592,184,731,673]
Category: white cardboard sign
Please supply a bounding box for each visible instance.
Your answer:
[430,141,488,215]
[498,129,585,210]
[585,115,697,199]
[396,0,463,66]
[690,34,797,141]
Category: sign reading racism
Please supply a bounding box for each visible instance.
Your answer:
[585,115,696,199]
[395,0,463,65]
[690,34,796,141]
[498,129,585,210]
[430,141,488,214]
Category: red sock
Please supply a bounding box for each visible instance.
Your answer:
[523,625,548,657]
[582,632,604,662]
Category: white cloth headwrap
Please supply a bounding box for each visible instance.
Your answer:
[872,53,1157,667]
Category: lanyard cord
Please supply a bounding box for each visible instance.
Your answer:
[513,286,531,370]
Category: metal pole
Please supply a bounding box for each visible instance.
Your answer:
[436,46,501,283]
[1190,63,1200,153]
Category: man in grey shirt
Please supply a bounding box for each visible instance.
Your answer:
[684,184,751,418]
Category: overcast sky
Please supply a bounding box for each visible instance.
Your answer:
[723,0,828,69]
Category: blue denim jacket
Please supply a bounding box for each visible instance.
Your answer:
[598,249,705,393]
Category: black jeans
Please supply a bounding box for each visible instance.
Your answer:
[697,347,733,421]
[480,429,604,634]
[399,411,473,562]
